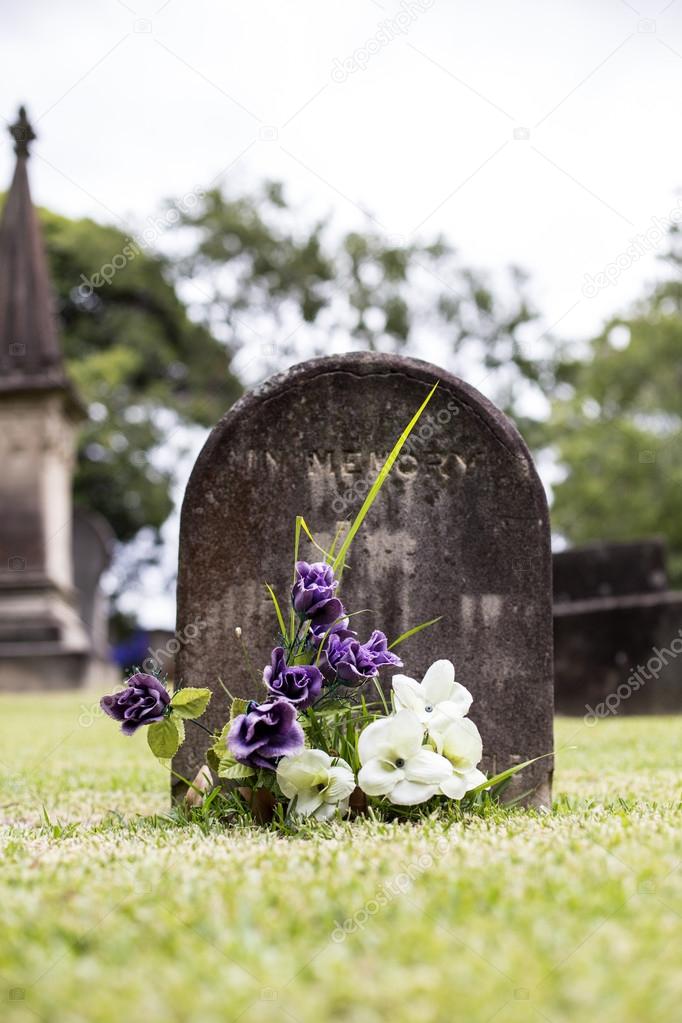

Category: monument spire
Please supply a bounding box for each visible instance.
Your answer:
[0,104,68,391]
[0,105,91,691]
[10,105,36,158]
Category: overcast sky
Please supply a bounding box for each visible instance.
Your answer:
[2,0,682,626]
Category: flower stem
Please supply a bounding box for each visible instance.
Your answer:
[187,718,213,736]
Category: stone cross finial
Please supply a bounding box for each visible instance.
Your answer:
[9,106,36,158]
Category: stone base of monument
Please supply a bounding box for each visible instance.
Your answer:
[0,578,91,691]
[553,540,682,715]
[0,652,91,691]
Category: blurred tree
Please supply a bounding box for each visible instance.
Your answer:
[37,206,240,562]
[168,181,548,431]
[550,224,682,582]
[26,183,558,605]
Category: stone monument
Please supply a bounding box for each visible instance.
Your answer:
[554,539,682,715]
[173,353,554,806]
[0,107,111,690]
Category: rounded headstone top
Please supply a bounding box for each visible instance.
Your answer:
[191,351,546,511]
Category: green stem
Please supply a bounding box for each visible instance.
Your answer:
[187,718,213,737]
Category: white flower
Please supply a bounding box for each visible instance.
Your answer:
[392,659,472,732]
[435,717,488,800]
[276,749,356,820]
[357,710,453,805]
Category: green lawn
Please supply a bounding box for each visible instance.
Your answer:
[1,694,681,1023]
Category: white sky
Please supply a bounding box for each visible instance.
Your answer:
[2,0,682,626]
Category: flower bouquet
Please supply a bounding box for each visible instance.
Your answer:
[101,384,540,824]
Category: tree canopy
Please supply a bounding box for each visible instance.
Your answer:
[30,178,682,598]
[166,181,544,425]
[550,226,682,582]
[38,206,241,546]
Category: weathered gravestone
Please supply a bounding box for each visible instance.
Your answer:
[173,353,554,806]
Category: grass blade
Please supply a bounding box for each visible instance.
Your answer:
[467,751,555,795]
[332,382,438,581]
[388,616,442,650]
[298,516,333,561]
[326,523,346,565]
[290,516,303,640]
[265,583,288,640]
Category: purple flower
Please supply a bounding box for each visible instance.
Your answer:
[263,647,324,709]
[227,698,304,770]
[323,630,403,686]
[292,561,338,616]
[308,597,348,646]
[100,672,170,735]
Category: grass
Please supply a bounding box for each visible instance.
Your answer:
[1,694,681,1023]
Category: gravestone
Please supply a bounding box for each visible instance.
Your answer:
[554,539,668,603]
[173,353,554,806]
[554,539,682,715]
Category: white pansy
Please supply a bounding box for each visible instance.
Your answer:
[392,659,473,729]
[435,716,488,801]
[358,710,453,805]
[276,749,356,820]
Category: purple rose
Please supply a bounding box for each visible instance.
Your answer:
[227,698,304,770]
[308,597,348,646]
[292,561,338,616]
[263,647,324,709]
[323,629,402,685]
[100,672,170,735]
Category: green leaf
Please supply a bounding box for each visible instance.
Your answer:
[218,755,255,780]
[171,687,212,719]
[326,522,346,565]
[332,382,438,581]
[291,515,303,640]
[230,697,250,720]
[211,721,231,761]
[388,616,442,650]
[265,584,288,640]
[467,751,555,795]
[297,516,333,561]
[147,716,184,759]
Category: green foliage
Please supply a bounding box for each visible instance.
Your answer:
[168,181,540,421]
[3,181,544,605]
[332,382,438,580]
[550,227,682,582]
[217,754,255,780]
[34,204,241,553]
[170,687,211,720]
[388,616,443,650]
[265,583,288,641]
[147,715,184,758]
[230,698,250,720]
